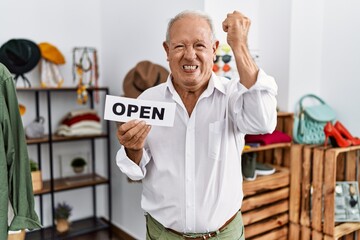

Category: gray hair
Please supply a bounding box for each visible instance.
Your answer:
[165,10,216,43]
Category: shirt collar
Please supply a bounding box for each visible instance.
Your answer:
[164,72,226,98]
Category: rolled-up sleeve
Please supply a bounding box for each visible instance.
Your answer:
[115,146,151,181]
[229,69,278,134]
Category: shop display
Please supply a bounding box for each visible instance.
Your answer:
[25,117,45,139]
[335,182,360,222]
[59,151,90,178]
[29,159,43,192]
[242,152,276,181]
[56,109,101,136]
[54,202,72,233]
[18,87,111,239]
[38,42,66,88]
[293,94,336,145]
[0,39,41,87]
[123,60,169,98]
[213,43,238,80]
[72,47,99,104]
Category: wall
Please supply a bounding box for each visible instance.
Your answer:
[287,0,360,137]
[288,0,325,111]
[320,0,360,136]
[258,0,291,112]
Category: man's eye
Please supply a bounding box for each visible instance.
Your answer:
[195,44,206,49]
[175,45,184,49]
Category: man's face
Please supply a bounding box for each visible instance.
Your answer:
[163,15,218,91]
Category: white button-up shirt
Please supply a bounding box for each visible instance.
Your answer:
[116,70,277,233]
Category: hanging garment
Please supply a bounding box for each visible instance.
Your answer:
[0,63,41,239]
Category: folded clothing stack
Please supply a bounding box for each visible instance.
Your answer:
[56,109,102,136]
[245,130,292,146]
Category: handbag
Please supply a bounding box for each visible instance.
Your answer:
[293,94,336,144]
[25,116,45,139]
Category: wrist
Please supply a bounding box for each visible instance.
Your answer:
[125,148,143,165]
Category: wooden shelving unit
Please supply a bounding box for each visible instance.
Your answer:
[243,142,291,153]
[26,217,108,240]
[33,173,109,195]
[289,144,360,240]
[26,134,108,144]
[242,112,293,240]
[18,87,112,240]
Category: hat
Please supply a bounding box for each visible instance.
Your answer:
[0,39,41,75]
[123,60,169,98]
[38,42,65,64]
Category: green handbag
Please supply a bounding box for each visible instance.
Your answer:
[293,94,336,144]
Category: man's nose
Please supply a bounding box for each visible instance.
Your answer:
[184,47,196,60]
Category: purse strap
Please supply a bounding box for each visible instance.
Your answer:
[299,94,326,113]
[297,94,326,135]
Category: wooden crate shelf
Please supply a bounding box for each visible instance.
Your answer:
[243,165,290,239]
[243,166,290,197]
[289,144,360,240]
[245,213,288,239]
[242,112,293,240]
[248,225,288,240]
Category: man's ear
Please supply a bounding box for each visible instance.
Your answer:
[163,42,170,61]
[213,40,219,54]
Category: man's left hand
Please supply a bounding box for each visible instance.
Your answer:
[222,11,250,51]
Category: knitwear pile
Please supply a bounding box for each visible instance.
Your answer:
[56,109,101,136]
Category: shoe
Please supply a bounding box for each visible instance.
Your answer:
[242,153,276,181]
[324,122,351,148]
[334,121,360,146]
[242,153,256,181]
[256,162,275,176]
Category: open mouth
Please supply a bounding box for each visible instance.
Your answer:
[182,65,198,70]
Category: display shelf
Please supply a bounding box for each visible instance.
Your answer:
[17,86,109,92]
[245,213,289,239]
[333,222,360,239]
[242,166,290,234]
[19,87,112,240]
[33,173,108,195]
[289,144,360,239]
[242,112,293,240]
[243,143,291,153]
[243,165,290,196]
[25,217,109,240]
[26,133,108,144]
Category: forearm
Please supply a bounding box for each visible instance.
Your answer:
[233,43,259,89]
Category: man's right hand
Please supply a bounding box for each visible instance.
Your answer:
[117,120,151,165]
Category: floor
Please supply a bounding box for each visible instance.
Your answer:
[71,230,133,240]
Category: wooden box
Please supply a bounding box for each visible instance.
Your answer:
[7,230,25,240]
[289,144,360,240]
[31,170,43,192]
[241,112,293,239]
[246,112,293,168]
[243,166,290,239]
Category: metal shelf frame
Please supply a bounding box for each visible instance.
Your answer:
[18,87,112,240]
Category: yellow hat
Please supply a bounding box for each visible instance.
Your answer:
[19,104,26,116]
[38,42,65,65]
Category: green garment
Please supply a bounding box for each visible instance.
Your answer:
[0,63,41,239]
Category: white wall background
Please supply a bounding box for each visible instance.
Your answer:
[2,0,360,239]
